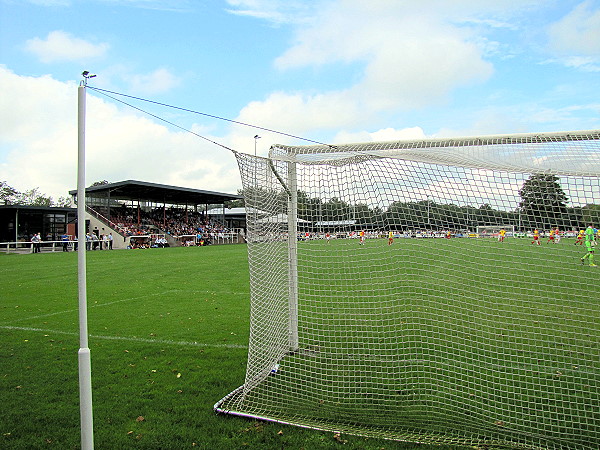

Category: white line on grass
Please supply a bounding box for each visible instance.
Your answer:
[11,289,249,324]
[10,291,176,323]
[0,325,248,349]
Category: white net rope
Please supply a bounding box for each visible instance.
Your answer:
[216,131,600,449]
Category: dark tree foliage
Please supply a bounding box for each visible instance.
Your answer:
[518,174,570,229]
[580,204,600,227]
[231,176,593,231]
[90,180,110,187]
[0,181,71,207]
[1,181,19,205]
[224,189,246,208]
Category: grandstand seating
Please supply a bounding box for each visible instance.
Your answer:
[88,205,233,246]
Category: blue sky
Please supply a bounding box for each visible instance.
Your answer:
[1,0,599,199]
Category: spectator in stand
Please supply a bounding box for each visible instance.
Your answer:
[87,205,230,245]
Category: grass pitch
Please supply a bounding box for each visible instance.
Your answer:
[219,237,599,449]
[1,244,467,449]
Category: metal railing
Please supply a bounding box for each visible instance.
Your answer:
[1,240,75,254]
[1,229,245,254]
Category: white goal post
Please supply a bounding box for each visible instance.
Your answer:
[215,130,600,449]
[476,225,515,237]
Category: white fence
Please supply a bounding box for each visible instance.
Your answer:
[174,230,244,246]
[1,240,76,254]
[2,230,245,254]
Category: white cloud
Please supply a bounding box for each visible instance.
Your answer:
[540,56,600,72]
[127,68,182,95]
[0,67,241,200]
[218,0,594,143]
[547,0,600,56]
[224,0,317,25]
[25,30,109,64]
[83,64,183,97]
[229,0,592,148]
[560,56,600,72]
[236,90,361,136]
[273,1,494,113]
[228,2,502,138]
[332,127,426,144]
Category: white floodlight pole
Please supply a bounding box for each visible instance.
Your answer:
[78,76,94,450]
[254,135,260,156]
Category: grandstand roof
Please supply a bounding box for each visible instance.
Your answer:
[69,180,242,205]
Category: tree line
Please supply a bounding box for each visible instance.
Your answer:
[227,174,600,231]
[0,180,112,207]
[0,181,72,207]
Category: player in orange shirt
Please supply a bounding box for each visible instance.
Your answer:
[359,230,365,245]
[574,229,584,245]
[531,229,541,245]
[498,228,506,242]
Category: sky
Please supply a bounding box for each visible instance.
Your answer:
[1,0,600,201]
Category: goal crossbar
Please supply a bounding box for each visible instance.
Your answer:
[271,129,600,155]
[269,130,600,176]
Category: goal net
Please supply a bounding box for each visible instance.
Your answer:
[215,130,600,449]
[476,225,515,237]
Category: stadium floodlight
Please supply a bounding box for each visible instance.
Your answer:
[216,129,600,449]
[81,71,97,86]
[254,135,261,156]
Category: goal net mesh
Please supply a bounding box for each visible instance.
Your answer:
[476,225,515,237]
[215,131,600,449]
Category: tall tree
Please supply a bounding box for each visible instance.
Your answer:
[90,180,110,187]
[580,204,600,227]
[321,197,351,222]
[15,187,53,206]
[0,181,72,207]
[518,174,569,229]
[1,181,19,205]
[224,189,246,209]
[55,196,73,207]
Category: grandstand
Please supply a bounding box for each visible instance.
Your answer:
[0,180,243,252]
[67,180,244,249]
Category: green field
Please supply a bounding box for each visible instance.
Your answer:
[1,244,469,450]
[218,237,599,449]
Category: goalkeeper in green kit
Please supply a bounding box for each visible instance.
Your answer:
[580,225,597,266]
